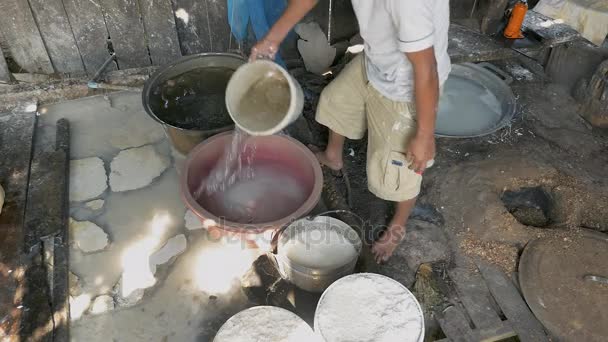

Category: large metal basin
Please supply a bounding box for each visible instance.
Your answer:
[181,132,323,248]
[436,63,517,138]
[142,53,246,155]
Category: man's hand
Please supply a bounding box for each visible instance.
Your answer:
[249,0,317,61]
[407,132,435,174]
[250,39,279,61]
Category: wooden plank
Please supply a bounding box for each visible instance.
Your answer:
[205,0,231,52]
[523,10,581,47]
[28,0,85,75]
[0,111,37,340]
[0,0,54,74]
[477,262,549,342]
[100,0,151,69]
[63,0,116,76]
[448,24,516,64]
[173,0,212,55]
[437,306,475,342]
[0,47,11,82]
[139,0,181,65]
[436,321,517,342]
[449,267,503,330]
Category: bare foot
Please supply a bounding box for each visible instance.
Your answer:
[371,224,406,263]
[309,145,343,171]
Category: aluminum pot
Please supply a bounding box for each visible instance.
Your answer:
[142,53,246,155]
[276,215,362,292]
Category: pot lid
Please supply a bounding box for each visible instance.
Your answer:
[519,229,608,341]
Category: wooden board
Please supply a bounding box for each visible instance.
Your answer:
[523,10,581,47]
[0,0,54,74]
[0,111,37,339]
[205,0,232,52]
[449,267,503,330]
[437,306,474,342]
[100,0,151,69]
[28,0,85,75]
[0,48,10,82]
[173,0,212,55]
[139,0,182,66]
[448,24,516,64]
[477,262,549,342]
[63,0,116,76]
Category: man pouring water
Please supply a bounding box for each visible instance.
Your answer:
[251,0,450,262]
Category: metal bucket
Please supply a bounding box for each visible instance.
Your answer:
[142,53,246,155]
[181,132,323,250]
[276,216,362,292]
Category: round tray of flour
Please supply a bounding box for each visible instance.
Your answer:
[214,306,318,342]
[314,273,424,342]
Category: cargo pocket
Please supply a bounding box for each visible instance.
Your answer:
[383,151,408,192]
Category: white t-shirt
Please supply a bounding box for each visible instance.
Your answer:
[351,0,451,102]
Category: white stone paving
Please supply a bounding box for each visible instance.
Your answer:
[110,144,170,192]
[69,157,107,202]
[70,219,109,253]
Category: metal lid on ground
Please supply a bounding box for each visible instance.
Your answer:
[519,229,608,341]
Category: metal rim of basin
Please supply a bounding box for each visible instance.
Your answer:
[141,52,246,133]
[435,63,518,138]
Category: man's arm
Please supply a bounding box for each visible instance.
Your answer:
[406,47,439,174]
[250,0,317,60]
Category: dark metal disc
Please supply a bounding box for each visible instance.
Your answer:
[519,229,608,341]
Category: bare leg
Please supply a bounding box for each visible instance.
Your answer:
[371,197,417,263]
[315,129,345,171]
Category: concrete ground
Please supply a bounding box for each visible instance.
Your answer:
[32,55,608,341]
[39,93,260,342]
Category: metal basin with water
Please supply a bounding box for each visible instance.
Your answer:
[142,53,246,155]
[181,132,323,248]
[436,63,517,138]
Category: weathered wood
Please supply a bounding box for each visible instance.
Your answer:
[436,320,517,342]
[0,49,11,82]
[437,306,474,342]
[100,0,151,69]
[449,267,503,330]
[139,0,182,65]
[0,0,54,74]
[477,262,548,342]
[448,24,516,64]
[0,111,37,340]
[205,0,232,52]
[0,47,11,82]
[523,10,580,47]
[28,0,85,75]
[63,0,116,76]
[172,0,212,55]
[480,0,509,34]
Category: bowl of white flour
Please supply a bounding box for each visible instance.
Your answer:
[276,216,362,292]
[314,273,425,342]
[213,306,319,342]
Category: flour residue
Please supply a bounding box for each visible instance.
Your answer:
[283,228,357,269]
[316,274,424,342]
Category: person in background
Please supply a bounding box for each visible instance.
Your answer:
[251,0,451,263]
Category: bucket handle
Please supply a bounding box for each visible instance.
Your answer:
[271,209,368,250]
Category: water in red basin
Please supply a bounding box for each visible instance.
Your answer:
[181,132,323,235]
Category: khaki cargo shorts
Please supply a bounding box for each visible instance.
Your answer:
[316,54,422,202]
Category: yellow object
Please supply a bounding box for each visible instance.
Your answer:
[315,54,422,202]
[504,1,529,39]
